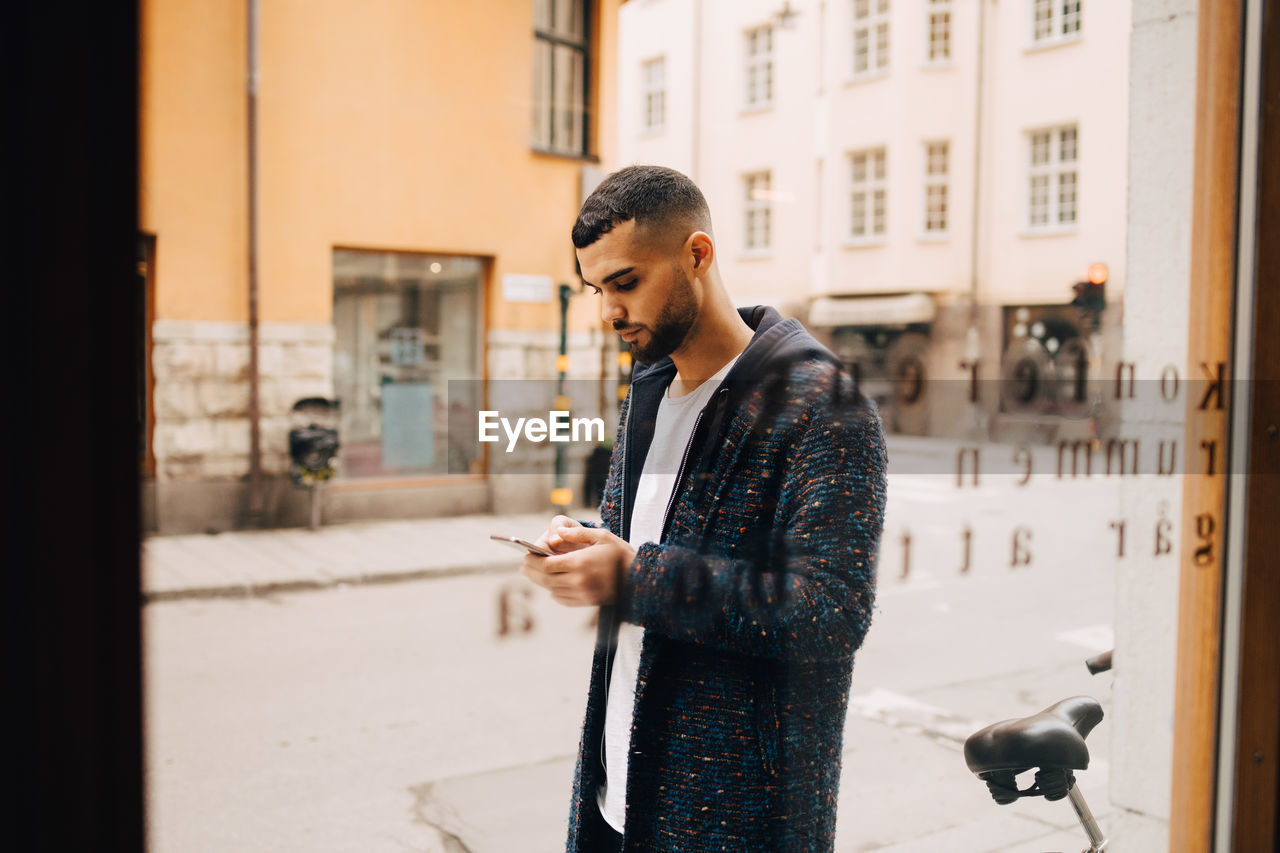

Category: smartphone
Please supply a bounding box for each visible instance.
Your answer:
[490,534,553,557]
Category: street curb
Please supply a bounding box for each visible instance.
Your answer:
[141,560,520,605]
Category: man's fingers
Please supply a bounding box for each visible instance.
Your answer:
[546,515,585,551]
[520,556,560,589]
[519,561,543,586]
[523,558,589,604]
[556,524,607,545]
[523,535,622,608]
[524,553,571,582]
[548,573,592,607]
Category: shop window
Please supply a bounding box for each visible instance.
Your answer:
[332,250,484,478]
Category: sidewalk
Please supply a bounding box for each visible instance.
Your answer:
[142,509,596,603]
[140,436,960,603]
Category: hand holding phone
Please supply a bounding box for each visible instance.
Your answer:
[490,534,553,557]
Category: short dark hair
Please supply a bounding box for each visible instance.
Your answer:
[572,165,712,249]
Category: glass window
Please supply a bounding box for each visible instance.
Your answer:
[744,25,774,108]
[641,56,665,132]
[332,250,484,478]
[1061,0,1082,35]
[1027,125,1079,228]
[1033,0,1054,40]
[850,147,888,239]
[923,140,949,233]
[744,171,773,251]
[927,0,951,63]
[852,0,890,77]
[1032,0,1083,44]
[532,0,590,156]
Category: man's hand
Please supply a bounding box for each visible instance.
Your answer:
[522,521,636,607]
[535,514,589,555]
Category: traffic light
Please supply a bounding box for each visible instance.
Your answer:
[1071,263,1107,313]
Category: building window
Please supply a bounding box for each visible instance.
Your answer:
[852,0,890,78]
[1032,0,1082,44]
[927,0,951,63]
[850,147,888,240]
[744,171,773,251]
[532,0,589,156]
[1028,125,1079,228]
[641,56,665,132]
[332,250,484,478]
[744,25,774,108]
[923,141,949,233]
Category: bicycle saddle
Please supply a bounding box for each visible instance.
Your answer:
[963,696,1104,803]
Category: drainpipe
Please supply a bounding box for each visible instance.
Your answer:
[246,0,264,523]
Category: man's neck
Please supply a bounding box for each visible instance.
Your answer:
[668,305,754,397]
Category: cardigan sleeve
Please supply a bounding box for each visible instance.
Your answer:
[615,369,887,663]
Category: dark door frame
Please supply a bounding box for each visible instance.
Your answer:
[1226,0,1280,847]
[6,2,144,849]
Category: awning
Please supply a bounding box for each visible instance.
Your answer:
[808,293,937,327]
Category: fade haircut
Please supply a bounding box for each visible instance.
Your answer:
[572,165,713,250]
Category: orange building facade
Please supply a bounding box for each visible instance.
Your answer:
[140,0,624,532]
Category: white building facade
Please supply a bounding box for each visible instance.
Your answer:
[617,0,1131,438]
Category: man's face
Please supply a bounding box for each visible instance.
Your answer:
[576,219,700,365]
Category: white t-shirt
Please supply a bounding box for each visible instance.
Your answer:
[597,357,739,833]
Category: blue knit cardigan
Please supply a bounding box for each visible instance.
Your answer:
[566,307,887,853]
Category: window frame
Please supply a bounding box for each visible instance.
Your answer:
[850,0,891,82]
[847,146,889,245]
[1025,124,1080,233]
[743,170,774,254]
[532,0,593,158]
[922,139,950,237]
[640,55,666,133]
[1029,0,1083,49]
[925,0,952,66]
[743,24,775,111]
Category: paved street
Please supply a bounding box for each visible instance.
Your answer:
[145,448,1125,852]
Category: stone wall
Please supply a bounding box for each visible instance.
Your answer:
[487,325,620,382]
[151,320,334,482]
[146,321,620,528]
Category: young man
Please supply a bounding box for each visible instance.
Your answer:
[521,166,887,853]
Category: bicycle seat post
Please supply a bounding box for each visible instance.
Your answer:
[1067,784,1108,852]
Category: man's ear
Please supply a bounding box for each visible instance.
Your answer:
[688,231,714,277]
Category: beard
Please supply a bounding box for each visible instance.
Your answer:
[617,266,699,364]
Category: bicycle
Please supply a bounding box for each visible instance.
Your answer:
[963,650,1114,853]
